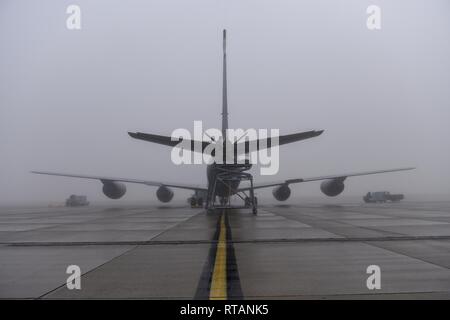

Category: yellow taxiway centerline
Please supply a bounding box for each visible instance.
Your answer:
[209,214,227,300]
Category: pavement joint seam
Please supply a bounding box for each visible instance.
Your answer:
[37,209,204,299]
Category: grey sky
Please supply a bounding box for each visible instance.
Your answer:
[1,0,449,205]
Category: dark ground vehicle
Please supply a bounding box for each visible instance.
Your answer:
[363,191,404,203]
[65,195,90,207]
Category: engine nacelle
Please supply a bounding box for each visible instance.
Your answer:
[272,184,291,201]
[102,181,126,199]
[320,179,345,197]
[156,186,174,203]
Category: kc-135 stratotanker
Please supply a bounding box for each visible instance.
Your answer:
[32,30,414,214]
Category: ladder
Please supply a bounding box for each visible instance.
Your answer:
[205,164,257,215]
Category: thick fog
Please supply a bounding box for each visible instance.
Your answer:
[1,0,449,206]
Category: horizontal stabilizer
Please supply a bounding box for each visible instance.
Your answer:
[235,129,324,153]
[128,129,323,158]
[128,132,210,153]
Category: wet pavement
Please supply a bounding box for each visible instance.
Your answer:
[1,201,449,299]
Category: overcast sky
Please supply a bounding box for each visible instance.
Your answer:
[1,0,449,205]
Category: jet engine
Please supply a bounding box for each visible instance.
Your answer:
[272,184,291,201]
[156,186,174,203]
[102,181,126,199]
[320,178,345,197]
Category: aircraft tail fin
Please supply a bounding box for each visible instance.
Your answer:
[221,29,228,137]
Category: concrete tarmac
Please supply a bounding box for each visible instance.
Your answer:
[1,200,450,299]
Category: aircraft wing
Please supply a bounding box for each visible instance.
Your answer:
[238,167,415,191]
[31,171,207,191]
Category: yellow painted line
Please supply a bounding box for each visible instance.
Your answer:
[209,214,227,300]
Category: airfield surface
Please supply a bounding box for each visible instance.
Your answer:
[1,200,450,299]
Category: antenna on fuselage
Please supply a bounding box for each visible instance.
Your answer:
[221,29,228,138]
